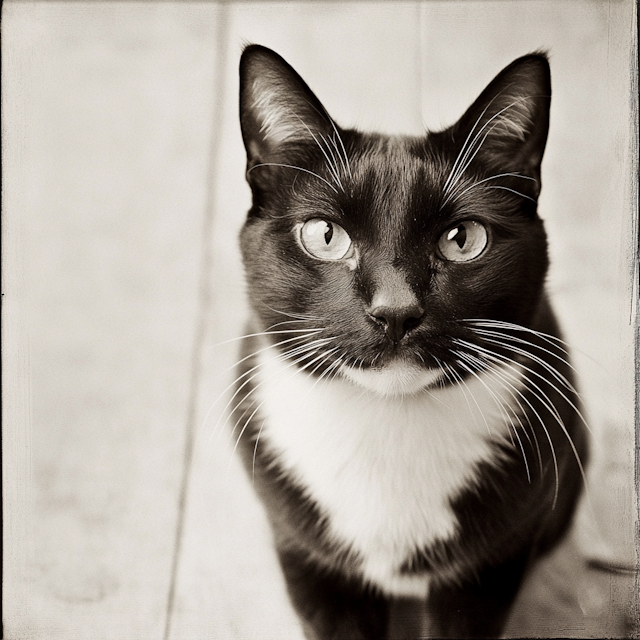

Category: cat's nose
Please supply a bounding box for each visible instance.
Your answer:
[368,303,424,344]
[366,266,424,344]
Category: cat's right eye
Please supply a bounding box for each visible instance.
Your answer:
[299,219,352,261]
[437,221,488,262]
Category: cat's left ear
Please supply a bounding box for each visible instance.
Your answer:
[451,54,551,191]
[239,45,335,174]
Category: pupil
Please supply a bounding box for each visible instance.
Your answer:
[324,222,334,245]
[455,225,467,249]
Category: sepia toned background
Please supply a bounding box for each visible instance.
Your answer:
[3,1,637,638]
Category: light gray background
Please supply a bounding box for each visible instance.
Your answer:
[3,2,637,638]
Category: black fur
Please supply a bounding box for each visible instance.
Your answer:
[233,45,588,639]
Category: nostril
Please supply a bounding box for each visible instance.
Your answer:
[402,315,422,334]
[370,313,388,328]
[368,306,424,343]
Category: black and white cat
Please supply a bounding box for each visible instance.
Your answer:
[232,45,588,639]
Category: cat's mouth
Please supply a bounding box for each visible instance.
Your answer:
[340,360,443,397]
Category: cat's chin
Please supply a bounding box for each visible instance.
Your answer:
[340,361,443,397]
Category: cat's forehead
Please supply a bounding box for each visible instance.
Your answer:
[340,133,450,230]
[351,134,443,178]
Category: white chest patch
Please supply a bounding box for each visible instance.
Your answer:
[254,343,523,597]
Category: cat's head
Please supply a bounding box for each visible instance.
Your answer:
[238,45,551,397]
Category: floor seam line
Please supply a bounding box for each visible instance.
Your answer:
[163,6,230,639]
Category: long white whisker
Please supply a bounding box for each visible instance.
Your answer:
[457,338,591,435]
[201,333,326,441]
[443,101,493,195]
[440,359,485,430]
[249,349,345,488]
[452,97,536,188]
[464,344,590,508]
[261,305,321,321]
[453,356,496,438]
[444,96,539,205]
[225,345,327,453]
[229,346,343,470]
[247,162,338,194]
[227,332,328,374]
[296,118,343,190]
[472,333,579,396]
[215,328,323,348]
[318,132,346,191]
[442,172,536,208]
[455,351,527,447]
[464,355,533,482]
[470,327,575,371]
[328,119,352,179]
[485,185,536,202]
[463,319,574,353]
[478,359,542,478]
[247,347,342,484]
[212,338,335,445]
[461,350,557,502]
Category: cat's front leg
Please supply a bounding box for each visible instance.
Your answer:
[424,553,530,638]
[277,548,390,640]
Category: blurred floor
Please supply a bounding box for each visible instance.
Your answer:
[3,2,638,639]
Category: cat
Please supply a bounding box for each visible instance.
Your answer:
[231,44,588,639]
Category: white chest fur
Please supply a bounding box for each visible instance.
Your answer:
[254,344,522,597]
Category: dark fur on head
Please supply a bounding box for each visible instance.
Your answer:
[240,45,551,379]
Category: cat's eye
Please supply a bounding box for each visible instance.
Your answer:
[299,219,352,261]
[437,221,488,262]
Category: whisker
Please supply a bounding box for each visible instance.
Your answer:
[452,355,497,438]
[463,354,533,482]
[200,334,322,442]
[247,162,339,193]
[443,96,540,206]
[328,119,352,179]
[318,132,345,191]
[442,172,536,208]
[261,305,321,321]
[215,327,323,348]
[463,319,574,353]
[456,351,528,445]
[440,358,485,430]
[252,417,267,483]
[463,343,590,508]
[479,360,543,478]
[212,338,335,445]
[453,97,537,186]
[296,118,343,191]
[470,327,575,371]
[225,345,326,456]
[471,332,579,396]
[227,332,328,374]
[461,350,556,500]
[229,346,343,469]
[485,185,536,202]
[442,101,493,195]
[457,338,591,435]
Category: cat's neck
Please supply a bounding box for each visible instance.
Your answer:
[251,337,525,596]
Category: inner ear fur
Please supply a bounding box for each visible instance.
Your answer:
[239,45,335,168]
[451,54,551,180]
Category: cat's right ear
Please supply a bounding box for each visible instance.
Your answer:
[239,45,334,181]
[450,54,551,192]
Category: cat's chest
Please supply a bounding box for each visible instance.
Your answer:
[254,344,518,596]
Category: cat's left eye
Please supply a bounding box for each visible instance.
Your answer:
[438,221,488,262]
[299,219,352,261]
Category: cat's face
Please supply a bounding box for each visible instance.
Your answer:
[239,46,551,396]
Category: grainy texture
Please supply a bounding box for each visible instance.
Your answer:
[3,2,637,639]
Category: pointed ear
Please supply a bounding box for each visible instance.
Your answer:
[239,45,334,171]
[452,54,551,185]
